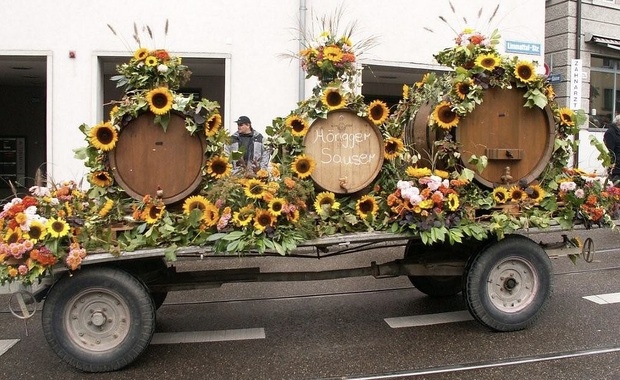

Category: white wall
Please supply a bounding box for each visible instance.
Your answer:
[0,0,546,182]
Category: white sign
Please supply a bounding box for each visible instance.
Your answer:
[569,59,583,110]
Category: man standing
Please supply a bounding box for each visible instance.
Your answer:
[603,114,620,185]
[225,116,270,175]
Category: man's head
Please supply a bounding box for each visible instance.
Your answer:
[235,116,252,134]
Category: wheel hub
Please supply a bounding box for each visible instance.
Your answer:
[90,311,107,327]
[64,289,131,352]
[487,257,538,313]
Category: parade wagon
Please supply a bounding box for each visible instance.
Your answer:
[1,25,618,372]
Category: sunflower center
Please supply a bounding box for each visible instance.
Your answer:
[439,107,457,123]
[518,66,532,79]
[326,92,342,106]
[271,202,283,212]
[212,161,228,174]
[370,106,384,120]
[481,58,496,68]
[386,141,397,154]
[250,184,264,195]
[257,214,272,226]
[149,206,162,219]
[152,93,169,109]
[7,232,19,244]
[360,200,374,213]
[96,128,114,145]
[190,202,206,211]
[51,221,66,232]
[296,160,310,173]
[291,120,305,132]
[29,227,43,240]
[458,83,471,95]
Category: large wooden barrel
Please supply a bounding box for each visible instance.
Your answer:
[303,109,384,193]
[409,87,555,188]
[109,112,206,204]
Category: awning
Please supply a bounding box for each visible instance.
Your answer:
[585,33,620,51]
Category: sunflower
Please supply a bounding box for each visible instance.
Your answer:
[447,193,460,211]
[182,195,211,216]
[406,166,432,178]
[133,48,149,61]
[558,107,575,127]
[321,88,346,110]
[233,206,254,227]
[508,186,526,202]
[90,170,113,187]
[145,56,158,67]
[432,101,459,130]
[244,178,268,199]
[455,78,474,100]
[253,209,275,231]
[46,217,70,238]
[143,204,165,224]
[286,208,300,223]
[26,220,46,241]
[384,137,404,160]
[268,197,286,216]
[146,87,173,115]
[526,184,546,204]
[203,204,220,228]
[356,195,378,219]
[402,84,410,100]
[514,61,537,83]
[492,187,509,204]
[367,100,390,125]
[207,156,232,179]
[291,154,316,179]
[433,169,450,179]
[98,198,115,217]
[205,113,222,137]
[285,115,309,137]
[323,45,344,62]
[475,53,501,70]
[545,84,556,101]
[4,227,22,243]
[89,122,118,151]
[314,192,341,213]
[415,73,430,88]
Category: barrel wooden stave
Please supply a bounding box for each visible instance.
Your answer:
[109,112,206,204]
[408,87,554,188]
[303,109,384,194]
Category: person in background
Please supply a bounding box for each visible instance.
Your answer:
[603,114,620,185]
[225,116,270,175]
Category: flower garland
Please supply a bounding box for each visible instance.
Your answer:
[2,26,619,285]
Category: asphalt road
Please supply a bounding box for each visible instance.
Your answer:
[1,228,619,379]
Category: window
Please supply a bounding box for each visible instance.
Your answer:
[589,56,620,128]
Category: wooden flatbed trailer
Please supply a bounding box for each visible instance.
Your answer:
[4,225,595,372]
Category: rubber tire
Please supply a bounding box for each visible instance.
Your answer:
[464,234,553,332]
[405,240,463,297]
[42,266,156,372]
[120,258,168,310]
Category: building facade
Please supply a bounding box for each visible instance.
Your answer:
[0,0,547,198]
[546,0,620,172]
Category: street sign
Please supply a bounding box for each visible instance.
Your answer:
[548,73,562,83]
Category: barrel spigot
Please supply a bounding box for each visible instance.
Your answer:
[500,166,513,185]
[339,177,349,192]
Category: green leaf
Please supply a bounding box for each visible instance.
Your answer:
[164,245,178,262]
[226,239,240,253]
